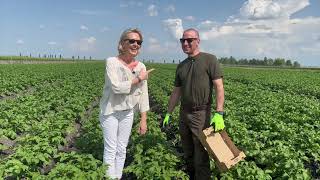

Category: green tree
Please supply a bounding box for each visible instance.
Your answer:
[286,60,292,66]
[274,58,285,66]
[293,61,300,68]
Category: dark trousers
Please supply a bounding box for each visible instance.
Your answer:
[179,108,211,180]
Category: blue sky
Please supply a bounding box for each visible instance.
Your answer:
[1,0,320,66]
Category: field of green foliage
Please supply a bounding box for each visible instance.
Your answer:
[0,62,319,179]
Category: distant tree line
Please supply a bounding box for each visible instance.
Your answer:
[0,53,95,61]
[143,56,301,68]
[219,56,301,67]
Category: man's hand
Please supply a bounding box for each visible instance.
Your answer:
[210,113,225,132]
[162,113,171,127]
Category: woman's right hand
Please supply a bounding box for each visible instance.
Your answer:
[138,68,155,81]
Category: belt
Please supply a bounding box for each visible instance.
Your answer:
[182,104,210,112]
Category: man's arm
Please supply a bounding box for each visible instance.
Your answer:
[167,87,182,113]
[213,78,224,112]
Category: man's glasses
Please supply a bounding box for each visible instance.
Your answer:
[180,38,198,44]
[125,39,143,45]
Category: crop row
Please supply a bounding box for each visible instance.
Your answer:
[0,63,94,96]
[224,67,320,99]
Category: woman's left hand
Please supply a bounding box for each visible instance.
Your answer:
[138,119,147,135]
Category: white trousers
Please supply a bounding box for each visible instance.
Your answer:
[99,109,134,179]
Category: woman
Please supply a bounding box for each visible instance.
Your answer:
[99,28,154,179]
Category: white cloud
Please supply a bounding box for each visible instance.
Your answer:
[201,25,235,40]
[16,39,24,45]
[240,0,282,19]
[185,16,195,21]
[87,37,96,44]
[163,0,318,66]
[197,20,219,30]
[150,0,318,65]
[147,4,158,16]
[39,25,45,29]
[240,0,310,20]
[165,5,175,13]
[219,26,235,34]
[80,25,88,31]
[198,1,316,40]
[289,16,320,25]
[48,41,57,45]
[278,0,309,17]
[197,15,320,64]
[70,36,97,52]
[163,18,184,39]
[145,37,179,54]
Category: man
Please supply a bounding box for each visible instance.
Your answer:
[162,28,225,180]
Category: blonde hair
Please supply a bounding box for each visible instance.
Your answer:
[118,28,143,54]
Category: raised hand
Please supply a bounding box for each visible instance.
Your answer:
[138,68,155,81]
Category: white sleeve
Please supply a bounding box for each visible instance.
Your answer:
[139,80,150,113]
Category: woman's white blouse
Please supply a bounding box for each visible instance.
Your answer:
[100,57,150,115]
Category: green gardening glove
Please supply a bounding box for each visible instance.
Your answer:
[162,113,171,127]
[210,113,225,132]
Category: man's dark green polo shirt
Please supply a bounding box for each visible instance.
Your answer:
[174,52,223,107]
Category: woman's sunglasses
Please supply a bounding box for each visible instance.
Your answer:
[179,38,198,44]
[125,39,143,45]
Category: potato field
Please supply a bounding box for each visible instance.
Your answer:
[0,62,319,179]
